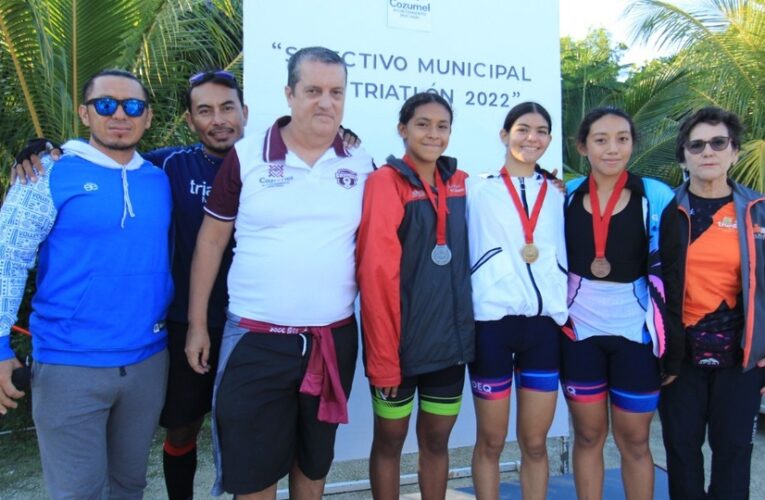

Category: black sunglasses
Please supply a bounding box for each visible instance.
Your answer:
[188,70,236,85]
[86,97,147,117]
[684,136,731,155]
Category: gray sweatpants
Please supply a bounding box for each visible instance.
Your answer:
[31,350,169,500]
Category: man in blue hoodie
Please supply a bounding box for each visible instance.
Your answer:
[0,69,173,499]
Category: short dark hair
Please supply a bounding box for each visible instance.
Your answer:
[576,106,637,146]
[398,92,453,125]
[185,70,244,111]
[287,46,347,89]
[81,69,150,102]
[675,106,744,163]
[503,101,552,131]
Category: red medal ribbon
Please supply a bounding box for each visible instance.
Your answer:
[589,170,629,259]
[500,168,547,245]
[404,155,449,246]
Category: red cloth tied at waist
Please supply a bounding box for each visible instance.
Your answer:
[236,316,353,424]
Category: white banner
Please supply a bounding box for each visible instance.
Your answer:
[243,0,566,461]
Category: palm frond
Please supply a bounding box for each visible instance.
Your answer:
[731,139,765,191]
[0,1,47,138]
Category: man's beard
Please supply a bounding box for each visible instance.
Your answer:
[92,133,140,152]
[202,139,236,157]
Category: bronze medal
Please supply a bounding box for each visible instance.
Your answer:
[521,243,539,264]
[590,257,611,278]
[589,171,628,280]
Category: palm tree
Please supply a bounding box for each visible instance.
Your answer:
[560,30,627,176]
[0,0,243,193]
[0,0,242,431]
[627,0,765,190]
[560,29,690,184]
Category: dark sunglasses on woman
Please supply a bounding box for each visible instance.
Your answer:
[684,136,731,155]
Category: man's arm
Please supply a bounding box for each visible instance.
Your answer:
[185,214,233,374]
[0,158,57,413]
[9,138,61,185]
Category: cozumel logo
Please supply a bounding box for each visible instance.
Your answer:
[335,168,358,189]
[753,224,765,240]
[83,182,98,192]
[268,164,284,178]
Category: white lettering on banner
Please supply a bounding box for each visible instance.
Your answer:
[280,45,532,104]
[340,52,408,71]
[349,82,454,104]
[418,58,532,81]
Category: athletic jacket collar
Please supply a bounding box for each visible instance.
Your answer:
[262,115,349,162]
[675,178,762,209]
[384,155,458,188]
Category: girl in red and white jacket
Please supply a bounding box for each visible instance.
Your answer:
[356,92,474,500]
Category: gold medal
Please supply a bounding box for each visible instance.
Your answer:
[521,243,539,264]
[590,257,611,278]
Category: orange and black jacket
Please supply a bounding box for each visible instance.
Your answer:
[356,155,475,387]
[676,180,765,371]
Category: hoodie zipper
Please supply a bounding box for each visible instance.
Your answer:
[520,178,544,315]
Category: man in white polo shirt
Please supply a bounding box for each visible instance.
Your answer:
[185,46,374,499]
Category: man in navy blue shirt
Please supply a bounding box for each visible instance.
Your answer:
[144,70,247,500]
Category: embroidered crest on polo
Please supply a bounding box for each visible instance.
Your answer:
[83,182,99,192]
[268,163,284,178]
[335,168,358,189]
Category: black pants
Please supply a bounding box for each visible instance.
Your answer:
[658,358,765,500]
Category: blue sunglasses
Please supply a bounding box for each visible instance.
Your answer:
[85,97,147,117]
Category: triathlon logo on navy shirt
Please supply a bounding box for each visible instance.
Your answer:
[190,179,212,203]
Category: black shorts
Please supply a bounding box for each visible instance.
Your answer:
[159,320,223,428]
[215,319,358,494]
[370,364,465,419]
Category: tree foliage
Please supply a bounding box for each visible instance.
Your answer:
[560,29,627,174]
[561,1,765,190]
[0,0,243,196]
[627,0,765,189]
[0,0,242,430]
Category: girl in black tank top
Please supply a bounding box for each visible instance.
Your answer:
[566,190,647,282]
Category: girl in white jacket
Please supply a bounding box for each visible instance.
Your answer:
[467,102,567,500]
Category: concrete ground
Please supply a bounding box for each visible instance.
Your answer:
[2,413,765,499]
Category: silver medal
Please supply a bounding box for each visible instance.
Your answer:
[431,244,452,266]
